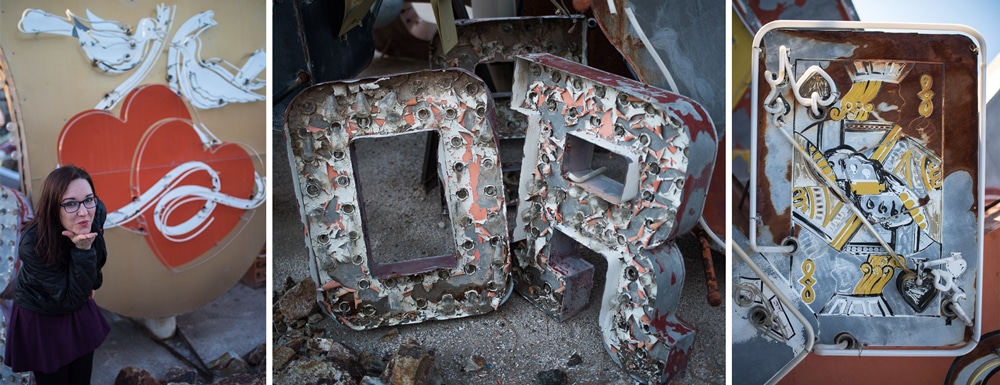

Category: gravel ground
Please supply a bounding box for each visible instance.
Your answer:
[271,56,726,385]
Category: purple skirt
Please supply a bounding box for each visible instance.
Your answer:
[3,299,110,374]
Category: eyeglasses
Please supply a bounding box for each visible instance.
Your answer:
[61,196,97,214]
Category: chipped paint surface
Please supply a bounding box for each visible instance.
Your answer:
[284,68,510,330]
[431,15,587,140]
[430,16,586,72]
[511,53,717,384]
[743,23,983,359]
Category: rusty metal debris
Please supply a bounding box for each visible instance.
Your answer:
[284,68,510,330]
[510,53,717,384]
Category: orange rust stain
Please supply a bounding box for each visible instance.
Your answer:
[374,118,386,126]
[597,110,615,138]
[468,203,489,222]
[322,280,342,291]
[629,226,646,243]
[458,102,468,123]
[632,259,647,274]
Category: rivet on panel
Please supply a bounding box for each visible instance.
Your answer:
[614,123,626,137]
[465,82,479,95]
[530,64,542,77]
[647,162,660,174]
[625,266,639,281]
[305,182,321,197]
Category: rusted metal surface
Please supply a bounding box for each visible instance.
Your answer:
[431,16,585,72]
[733,0,859,34]
[430,15,587,140]
[745,21,983,361]
[590,0,726,240]
[284,68,511,330]
[510,53,717,384]
[590,0,724,137]
[695,229,721,307]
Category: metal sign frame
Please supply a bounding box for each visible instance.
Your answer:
[747,21,986,356]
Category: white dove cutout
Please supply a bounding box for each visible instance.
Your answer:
[18,6,170,73]
[19,5,265,111]
[167,10,266,110]
[19,5,174,110]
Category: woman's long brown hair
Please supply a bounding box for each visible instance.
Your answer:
[30,165,96,267]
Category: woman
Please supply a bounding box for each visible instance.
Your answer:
[4,165,109,385]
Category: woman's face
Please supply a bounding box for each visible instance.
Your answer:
[59,178,95,235]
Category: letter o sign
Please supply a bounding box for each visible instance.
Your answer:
[284,69,510,329]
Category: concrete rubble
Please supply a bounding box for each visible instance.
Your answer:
[274,278,446,385]
[112,343,266,385]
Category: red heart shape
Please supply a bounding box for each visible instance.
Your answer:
[132,118,258,269]
[57,85,259,269]
[58,84,190,231]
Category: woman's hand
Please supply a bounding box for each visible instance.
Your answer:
[62,230,97,250]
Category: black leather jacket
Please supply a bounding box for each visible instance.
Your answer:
[13,200,108,315]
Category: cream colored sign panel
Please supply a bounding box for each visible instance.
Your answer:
[1,0,266,318]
